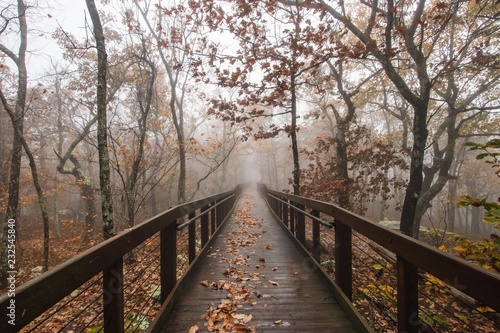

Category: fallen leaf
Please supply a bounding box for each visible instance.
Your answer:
[233,323,248,331]
[201,280,209,287]
[275,319,282,325]
[189,325,199,333]
[272,267,278,271]
[266,245,273,250]
[269,280,279,286]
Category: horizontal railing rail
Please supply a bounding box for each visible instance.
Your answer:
[258,184,500,333]
[0,185,243,332]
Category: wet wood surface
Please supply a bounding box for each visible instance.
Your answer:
[161,190,360,332]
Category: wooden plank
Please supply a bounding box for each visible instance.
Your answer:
[158,191,367,333]
[264,186,500,313]
[201,205,209,247]
[335,221,353,300]
[296,203,306,245]
[282,199,289,228]
[210,203,216,236]
[188,211,196,263]
[0,188,240,331]
[103,258,124,333]
[312,210,321,262]
[148,195,241,333]
[161,220,177,303]
[397,256,418,333]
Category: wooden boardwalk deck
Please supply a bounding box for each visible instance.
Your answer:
[160,190,364,332]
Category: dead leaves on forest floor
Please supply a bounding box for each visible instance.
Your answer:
[190,193,281,332]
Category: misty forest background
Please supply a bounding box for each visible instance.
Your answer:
[1,0,499,290]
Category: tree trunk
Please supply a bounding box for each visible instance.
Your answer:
[0,0,28,289]
[290,72,301,196]
[447,180,457,232]
[400,104,428,237]
[1,91,51,272]
[53,176,61,238]
[335,123,351,208]
[85,0,114,239]
[177,129,187,203]
[80,177,97,234]
[471,206,481,236]
[125,56,155,227]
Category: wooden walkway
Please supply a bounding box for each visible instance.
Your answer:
[160,190,364,332]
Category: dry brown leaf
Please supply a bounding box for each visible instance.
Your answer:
[266,245,273,250]
[233,323,247,331]
[201,280,209,287]
[275,319,282,325]
[188,324,199,333]
[269,280,279,286]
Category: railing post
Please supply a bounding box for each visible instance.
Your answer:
[201,205,209,247]
[290,203,295,234]
[296,203,306,245]
[216,200,222,227]
[335,220,352,300]
[160,221,177,303]
[210,202,216,235]
[276,197,280,216]
[282,199,289,228]
[103,258,124,333]
[312,210,320,262]
[397,256,419,333]
[188,211,196,263]
[223,197,229,219]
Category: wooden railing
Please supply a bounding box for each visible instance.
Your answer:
[0,185,243,332]
[258,184,500,333]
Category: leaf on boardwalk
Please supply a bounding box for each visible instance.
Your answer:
[188,324,199,333]
[198,197,267,333]
[269,280,279,286]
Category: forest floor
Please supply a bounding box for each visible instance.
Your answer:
[4,218,103,290]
